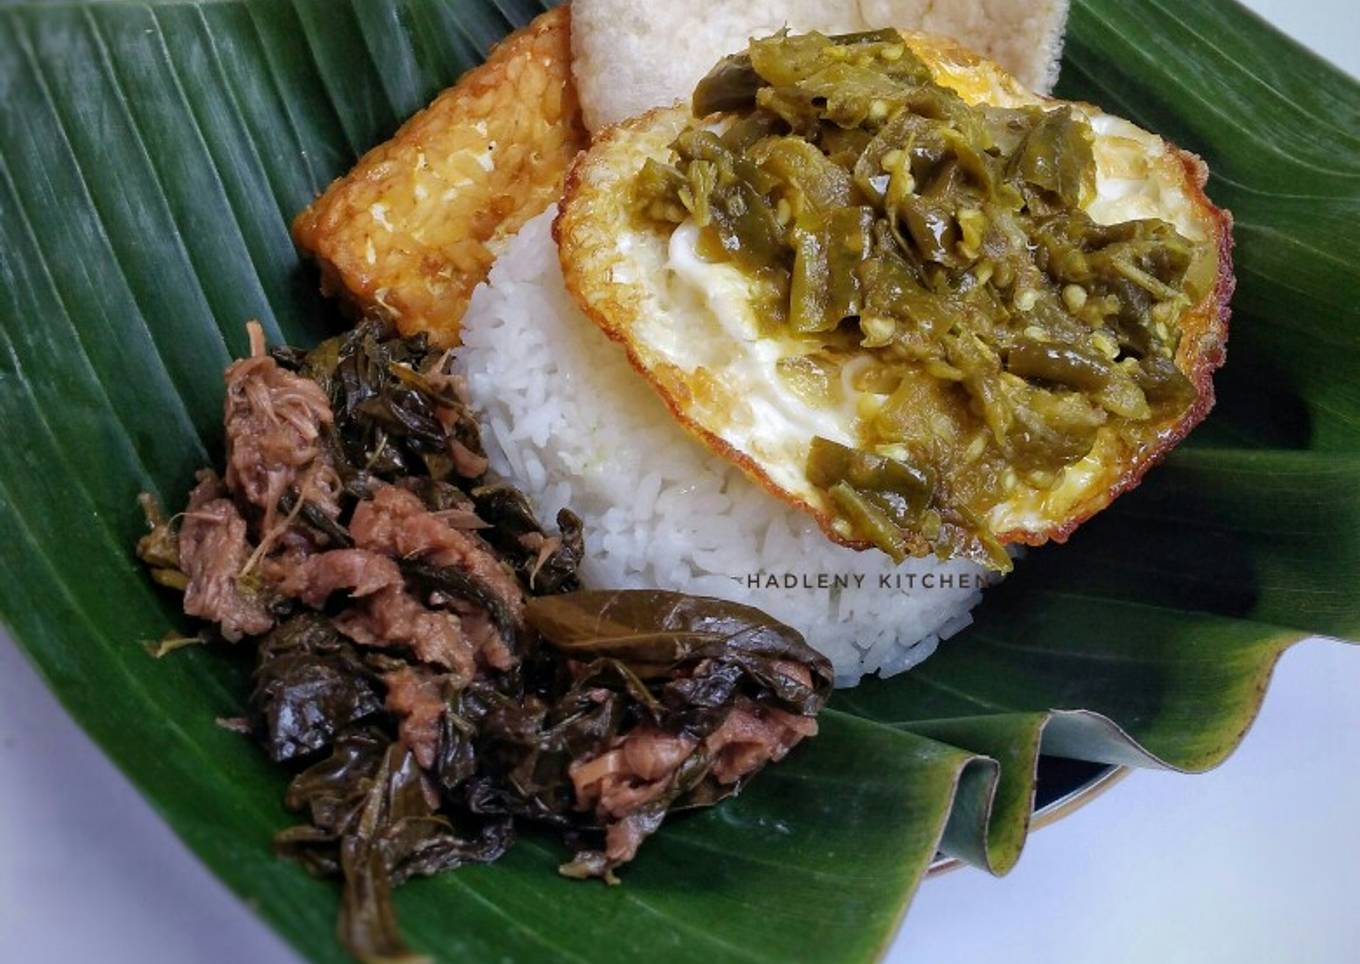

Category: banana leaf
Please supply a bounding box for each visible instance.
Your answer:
[1,0,1357,960]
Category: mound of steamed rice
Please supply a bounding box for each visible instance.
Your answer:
[455,209,1000,686]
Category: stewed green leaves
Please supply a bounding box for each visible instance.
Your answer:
[138,316,833,961]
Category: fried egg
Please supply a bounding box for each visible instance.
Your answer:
[554,30,1233,561]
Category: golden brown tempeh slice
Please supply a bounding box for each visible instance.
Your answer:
[292,6,587,346]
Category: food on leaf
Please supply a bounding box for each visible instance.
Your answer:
[131,12,1242,963]
[136,321,829,962]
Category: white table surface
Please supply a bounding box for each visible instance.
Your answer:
[3,2,1358,962]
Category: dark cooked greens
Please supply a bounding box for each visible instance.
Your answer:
[136,321,830,962]
[252,614,386,763]
[275,320,489,488]
[273,727,515,963]
[637,29,1211,566]
[525,590,833,715]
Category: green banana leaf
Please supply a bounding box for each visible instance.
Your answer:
[0,0,1356,960]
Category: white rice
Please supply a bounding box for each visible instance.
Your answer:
[456,209,999,686]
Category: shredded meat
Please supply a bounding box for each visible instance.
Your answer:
[604,813,663,864]
[456,607,516,671]
[567,726,699,865]
[383,666,451,769]
[423,363,469,404]
[448,438,490,478]
[621,728,698,782]
[177,473,272,642]
[570,727,697,818]
[389,480,487,528]
[277,549,403,607]
[266,495,512,675]
[517,531,562,589]
[336,586,477,679]
[425,367,490,478]
[351,484,525,619]
[223,322,337,526]
[431,508,490,530]
[704,700,819,785]
[185,468,226,510]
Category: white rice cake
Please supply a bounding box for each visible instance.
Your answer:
[456,209,997,686]
[571,0,1069,130]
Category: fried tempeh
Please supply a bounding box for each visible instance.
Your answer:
[292,6,587,346]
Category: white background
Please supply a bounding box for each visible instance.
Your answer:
[2,2,1357,961]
